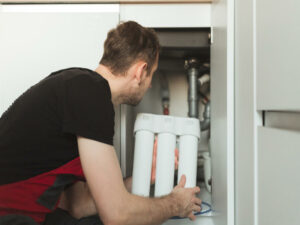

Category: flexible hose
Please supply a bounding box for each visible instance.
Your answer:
[170,201,212,220]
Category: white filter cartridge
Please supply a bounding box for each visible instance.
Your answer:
[132,130,154,197]
[178,135,198,187]
[154,132,176,197]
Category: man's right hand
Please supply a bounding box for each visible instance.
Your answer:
[170,175,202,221]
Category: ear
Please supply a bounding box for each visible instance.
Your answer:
[135,61,148,84]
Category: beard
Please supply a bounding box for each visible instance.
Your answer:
[122,93,142,106]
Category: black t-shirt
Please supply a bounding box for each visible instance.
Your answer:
[0,68,115,185]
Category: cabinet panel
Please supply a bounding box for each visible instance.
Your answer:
[0,4,121,160]
[235,0,255,224]
[210,0,235,224]
[0,4,119,115]
[120,4,211,28]
[0,0,212,2]
[258,127,300,225]
[256,0,300,111]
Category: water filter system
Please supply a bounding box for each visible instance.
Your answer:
[131,113,200,197]
[127,30,213,222]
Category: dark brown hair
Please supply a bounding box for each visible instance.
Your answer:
[100,21,160,76]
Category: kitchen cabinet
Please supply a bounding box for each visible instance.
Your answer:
[235,0,255,224]
[120,3,211,28]
[254,2,300,225]
[257,127,300,225]
[0,2,238,225]
[235,1,300,225]
[2,1,287,225]
[256,0,300,111]
[0,0,211,2]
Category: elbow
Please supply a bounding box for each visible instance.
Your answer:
[103,218,124,225]
[100,194,131,225]
[102,213,129,225]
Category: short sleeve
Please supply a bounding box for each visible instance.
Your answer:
[62,75,114,145]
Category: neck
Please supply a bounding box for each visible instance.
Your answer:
[94,64,124,106]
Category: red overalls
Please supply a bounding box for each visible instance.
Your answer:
[0,157,85,224]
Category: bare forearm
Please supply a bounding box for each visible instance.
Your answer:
[103,176,201,225]
[119,193,177,225]
[59,177,132,218]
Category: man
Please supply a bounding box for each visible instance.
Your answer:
[0,21,201,225]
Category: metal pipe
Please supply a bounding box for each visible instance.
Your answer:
[200,101,210,131]
[186,60,199,118]
[198,74,210,87]
[188,68,199,118]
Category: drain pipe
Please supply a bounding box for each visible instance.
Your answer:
[200,101,210,131]
[198,74,210,87]
[185,58,200,118]
[198,73,211,131]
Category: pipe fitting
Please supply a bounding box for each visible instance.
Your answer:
[200,101,210,131]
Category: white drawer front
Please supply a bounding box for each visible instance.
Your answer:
[258,127,300,225]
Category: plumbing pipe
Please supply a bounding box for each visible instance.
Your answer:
[200,101,210,131]
[202,152,212,192]
[185,58,200,118]
[188,68,199,118]
[198,74,210,87]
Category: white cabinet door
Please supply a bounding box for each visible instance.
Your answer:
[256,0,300,111]
[0,4,119,115]
[257,127,300,225]
[210,0,235,224]
[235,0,255,224]
[120,4,211,28]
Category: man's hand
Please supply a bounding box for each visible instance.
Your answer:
[171,175,201,221]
